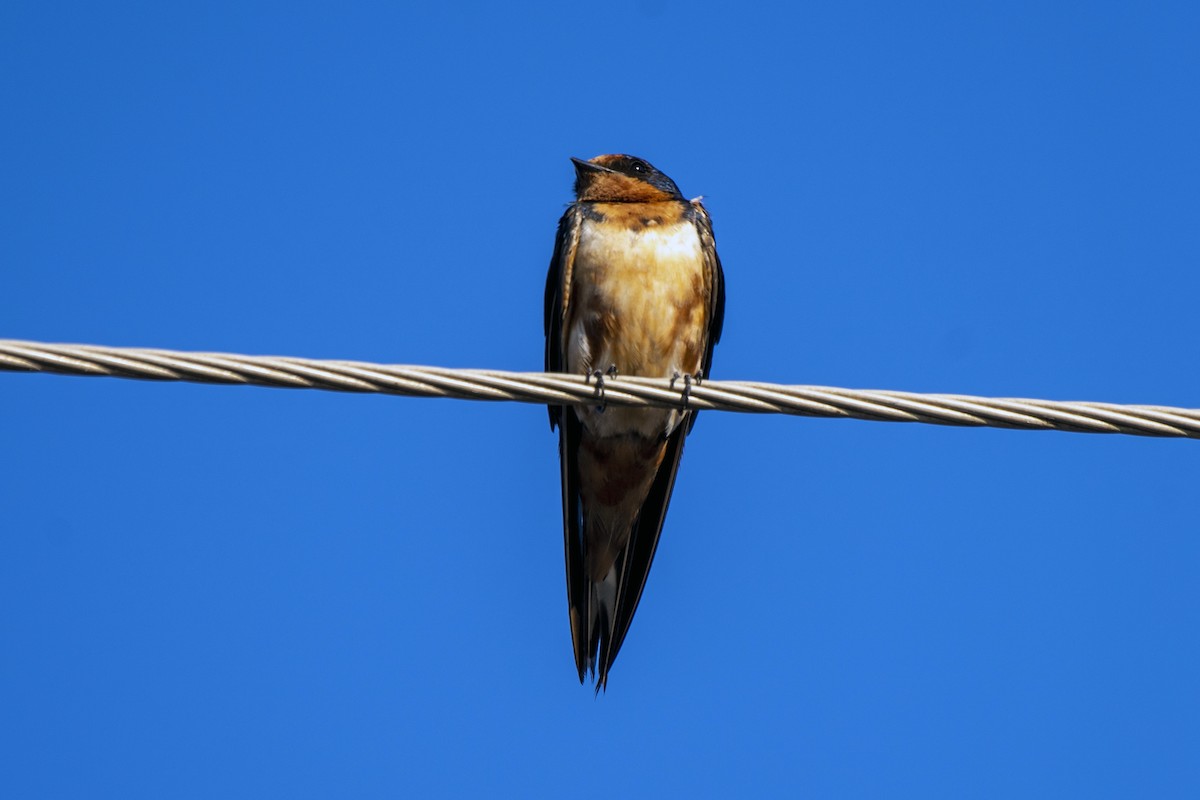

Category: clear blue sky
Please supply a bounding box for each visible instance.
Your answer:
[2,2,1198,797]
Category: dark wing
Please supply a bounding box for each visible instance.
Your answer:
[543,204,590,681]
[687,199,725,434]
[691,198,725,378]
[596,424,689,690]
[544,204,583,430]
[561,408,589,680]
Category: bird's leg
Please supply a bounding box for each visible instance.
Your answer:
[670,371,693,408]
[586,364,619,412]
[670,370,704,408]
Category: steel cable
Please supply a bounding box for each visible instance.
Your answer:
[2,339,1197,439]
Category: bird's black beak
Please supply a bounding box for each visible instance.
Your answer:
[571,157,616,175]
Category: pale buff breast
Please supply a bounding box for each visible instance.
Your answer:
[566,217,709,438]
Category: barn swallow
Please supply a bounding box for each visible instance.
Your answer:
[544,154,725,690]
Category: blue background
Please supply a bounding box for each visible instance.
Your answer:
[2,2,1198,797]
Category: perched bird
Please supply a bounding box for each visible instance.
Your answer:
[544,154,725,689]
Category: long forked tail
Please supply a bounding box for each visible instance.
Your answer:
[562,412,691,691]
[568,425,690,691]
[585,565,620,690]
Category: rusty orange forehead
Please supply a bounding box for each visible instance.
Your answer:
[587,154,627,167]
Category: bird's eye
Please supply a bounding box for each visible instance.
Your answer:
[629,160,646,173]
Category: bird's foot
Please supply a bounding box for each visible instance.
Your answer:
[670,370,703,407]
[586,365,619,412]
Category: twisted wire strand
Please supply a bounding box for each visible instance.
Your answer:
[2,339,1197,439]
